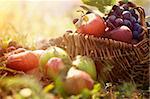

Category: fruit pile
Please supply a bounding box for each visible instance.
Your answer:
[1,46,148,98]
[73,1,145,43]
[105,1,143,42]
[5,46,97,95]
[0,0,148,98]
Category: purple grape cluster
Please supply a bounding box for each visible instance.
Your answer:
[106,2,143,40]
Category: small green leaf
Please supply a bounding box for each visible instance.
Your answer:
[81,89,91,99]
[123,0,128,3]
[81,0,116,13]
[54,76,66,97]
[91,83,101,94]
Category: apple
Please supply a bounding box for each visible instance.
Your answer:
[39,46,72,73]
[72,55,97,80]
[64,67,94,95]
[45,57,66,78]
[75,13,106,37]
[26,68,43,80]
[6,51,39,72]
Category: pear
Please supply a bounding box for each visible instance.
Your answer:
[72,55,97,80]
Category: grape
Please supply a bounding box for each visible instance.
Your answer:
[115,6,124,16]
[133,31,139,39]
[133,23,140,30]
[137,26,143,33]
[112,5,118,11]
[115,18,123,27]
[123,19,132,28]
[122,4,129,10]
[122,11,132,19]
[132,14,138,20]
[106,19,114,28]
[129,9,135,15]
[133,23,143,33]
[108,15,116,23]
[130,16,137,24]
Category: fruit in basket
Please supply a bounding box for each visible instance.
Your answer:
[105,1,143,41]
[115,18,123,26]
[123,19,132,28]
[45,57,66,78]
[39,46,71,73]
[6,51,39,72]
[122,11,132,19]
[74,13,106,37]
[104,26,133,43]
[72,55,97,80]
[64,67,94,94]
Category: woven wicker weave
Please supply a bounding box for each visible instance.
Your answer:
[46,6,149,85]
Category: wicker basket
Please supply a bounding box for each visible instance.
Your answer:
[46,7,149,85]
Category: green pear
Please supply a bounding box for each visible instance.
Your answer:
[72,55,97,80]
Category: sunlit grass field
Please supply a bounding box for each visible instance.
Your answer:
[0,0,82,49]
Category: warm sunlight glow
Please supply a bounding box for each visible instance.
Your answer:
[0,0,82,48]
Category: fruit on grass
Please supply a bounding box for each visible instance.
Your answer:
[32,50,45,59]
[6,51,39,72]
[39,46,71,73]
[6,46,16,52]
[104,26,133,43]
[64,67,94,94]
[26,68,43,80]
[75,13,106,37]
[72,55,97,80]
[6,48,26,57]
[45,57,66,78]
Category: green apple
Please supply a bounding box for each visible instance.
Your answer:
[46,57,66,78]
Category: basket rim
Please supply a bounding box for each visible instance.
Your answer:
[63,32,149,47]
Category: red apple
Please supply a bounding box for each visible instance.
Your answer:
[46,57,66,78]
[6,51,39,72]
[75,13,106,37]
[64,67,94,94]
